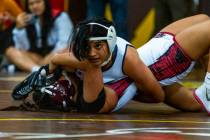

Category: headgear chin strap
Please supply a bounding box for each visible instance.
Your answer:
[88,23,117,66]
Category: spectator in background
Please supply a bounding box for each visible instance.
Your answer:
[5,0,73,73]
[0,0,22,57]
[86,0,129,40]
[154,0,196,35]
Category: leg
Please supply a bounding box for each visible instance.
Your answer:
[163,83,201,111]
[161,14,210,35]
[173,16,210,114]
[5,47,41,72]
[174,18,210,60]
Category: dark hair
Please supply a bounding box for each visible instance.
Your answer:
[70,17,114,61]
[25,0,54,55]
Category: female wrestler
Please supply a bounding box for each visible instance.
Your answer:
[49,14,210,114]
[14,14,210,114]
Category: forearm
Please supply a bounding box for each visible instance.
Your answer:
[49,52,87,73]
[83,65,104,101]
[135,68,165,102]
[83,65,117,113]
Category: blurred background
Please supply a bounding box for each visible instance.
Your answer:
[9,0,210,47]
[1,0,210,73]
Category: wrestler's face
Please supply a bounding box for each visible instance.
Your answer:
[28,0,45,16]
[87,40,110,66]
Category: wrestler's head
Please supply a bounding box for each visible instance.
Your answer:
[32,79,76,112]
[70,17,117,66]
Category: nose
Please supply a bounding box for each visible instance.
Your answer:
[88,47,97,57]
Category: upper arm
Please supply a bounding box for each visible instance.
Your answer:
[53,12,74,52]
[50,52,87,72]
[123,47,164,102]
[12,28,29,50]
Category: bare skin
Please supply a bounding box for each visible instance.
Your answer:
[157,14,210,111]
[49,38,165,113]
[5,47,56,71]
[49,14,210,112]
[49,52,118,113]
[5,0,69,72]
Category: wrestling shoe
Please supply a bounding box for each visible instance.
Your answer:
[12,65,63,100]
[194,84,210,115]
[12,72,36,100]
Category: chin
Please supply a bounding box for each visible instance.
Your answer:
[90,62,101,66]
[92,63,101,66]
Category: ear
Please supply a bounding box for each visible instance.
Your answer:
[107,25,117,53]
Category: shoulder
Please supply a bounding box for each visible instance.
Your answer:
[116,37,131,46]
[53,12,72,26]
[54,12,70,20]
[123,46,145,74]
[125,45,139,61]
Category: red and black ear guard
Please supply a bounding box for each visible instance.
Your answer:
[32,80,76,112]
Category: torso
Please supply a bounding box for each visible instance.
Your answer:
[102,37,138,111]
[102,37,130,83]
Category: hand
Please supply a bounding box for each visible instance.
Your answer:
[16,13,34,29]
[33,65,63,88]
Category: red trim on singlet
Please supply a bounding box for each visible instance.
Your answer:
[106,77,133,98]
[159,32,192,60]
[149,32,193,81]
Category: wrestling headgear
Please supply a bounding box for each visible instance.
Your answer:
[32,80,76,112]
[87,22,117,66]
[71,17,117,66]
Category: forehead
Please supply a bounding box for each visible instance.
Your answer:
[88,40,107,45]
[28,0,43,4]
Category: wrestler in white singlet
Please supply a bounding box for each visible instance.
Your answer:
[102,37,137,111]
[105,33,196,111]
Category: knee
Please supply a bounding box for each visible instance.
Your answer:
[197,14,210,21]
[5,47,21,60]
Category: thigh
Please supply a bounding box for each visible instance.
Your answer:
[160,14,209,35]
[163,83,201,111]
[175,20,210,60]
[23,51,43,64]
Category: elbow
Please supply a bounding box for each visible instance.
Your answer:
[51,53,59,64]
[153,90,165,103]
[156,92,165,102]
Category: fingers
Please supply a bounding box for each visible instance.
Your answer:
[16,13,34,28]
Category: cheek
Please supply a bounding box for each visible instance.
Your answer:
[40,3,45,13]
[101,48,109,59]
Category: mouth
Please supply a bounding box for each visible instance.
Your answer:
[87,58,101,64]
